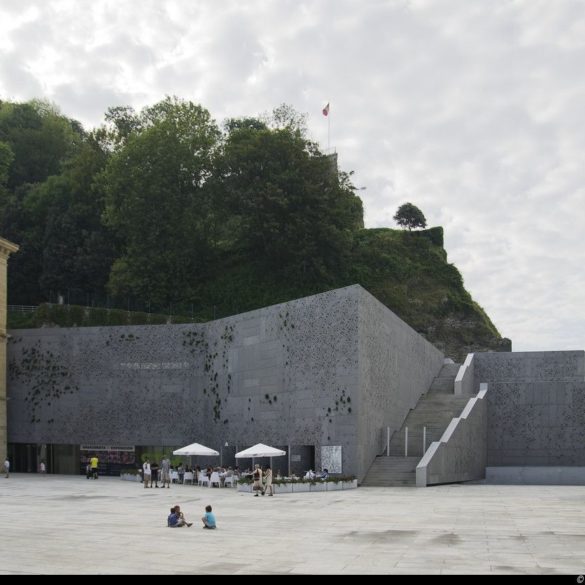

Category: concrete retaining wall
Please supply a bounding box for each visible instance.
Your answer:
[454,353,475,395]
[486,466,585,485]
[8,286,361,474]
[474,351,585,466]
[357,288,444,481]
[7,285,445,479]
[416,384,488,486]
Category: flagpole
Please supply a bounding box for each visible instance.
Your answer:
[327,101,331,151]
[323,102,331,152]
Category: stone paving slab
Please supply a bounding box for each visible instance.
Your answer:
[0,474,584,574]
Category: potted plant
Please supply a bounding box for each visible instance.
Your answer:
[292,479,310,493]
[326,477,342,491]
[237,477,253,493]
[274,479,292,494]
[120,469,141,482]
[341,475,358,489]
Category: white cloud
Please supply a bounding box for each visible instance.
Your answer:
[0,0,583,352]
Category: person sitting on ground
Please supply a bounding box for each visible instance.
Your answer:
[201,505,216,529]
[167,507,177,527]
[168,505,192,527]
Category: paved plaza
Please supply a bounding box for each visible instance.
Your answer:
[0,474,584,574]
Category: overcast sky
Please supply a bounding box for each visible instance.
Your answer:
[1,0,583,352]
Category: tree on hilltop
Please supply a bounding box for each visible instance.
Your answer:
[393,202,427,230]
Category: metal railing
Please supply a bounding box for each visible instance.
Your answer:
[7,305,38,313]
[386,425,446,457]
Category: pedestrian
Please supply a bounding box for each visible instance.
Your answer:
[90,454,99,479]
[160,456,171,488]
[150,460,159,488]
[3,458,9,478]
[252,464,262,496]
[142,459,151,488]
[39,461,46,474]
[263,465,273,496]
[201,505,216,529]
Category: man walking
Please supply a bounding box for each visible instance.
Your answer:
[90,454,99,479]
[160,456,171,488]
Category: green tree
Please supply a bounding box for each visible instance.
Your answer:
[393,202,427,230]
[0,141,13,186]
[38,135,114,299]
[0,99,81,188]
[102,97,221,305]
[0,100,84,303]
[217,110,363,283]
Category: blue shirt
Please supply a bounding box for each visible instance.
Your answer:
[204,511,216,528]
[168,513,179,527]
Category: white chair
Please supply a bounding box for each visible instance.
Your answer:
[170,470,179,484]
[223,475,234,488]
[209,471,221,487]
[199,474,210,487]
[183,471,194,485]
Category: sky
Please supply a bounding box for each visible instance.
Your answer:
[0,0,583,352]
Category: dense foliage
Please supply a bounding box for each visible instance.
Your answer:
[1,97,508,360]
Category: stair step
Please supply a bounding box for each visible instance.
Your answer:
[439,363,461,376]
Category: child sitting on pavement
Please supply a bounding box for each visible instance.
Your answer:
[168,505,192,527]
[201,505,217,529]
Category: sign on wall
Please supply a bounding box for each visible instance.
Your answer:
[321,446,342,473]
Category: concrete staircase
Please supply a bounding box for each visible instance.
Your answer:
[362,363,469,487]
[361,457,420,487]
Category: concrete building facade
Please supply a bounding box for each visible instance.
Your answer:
[6,285,443,478]
[474,351,585,484]
[6,283,585,484]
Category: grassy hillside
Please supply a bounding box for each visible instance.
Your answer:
[348,227,509,360]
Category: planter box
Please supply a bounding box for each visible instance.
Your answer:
[120,473,141,482]
[235,480,355,494]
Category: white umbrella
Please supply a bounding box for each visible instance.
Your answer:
[235,443,287,471]
[173,442,220,456]
[235,443,286,458]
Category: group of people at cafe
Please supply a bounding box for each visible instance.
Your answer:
[141,460,241,487]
